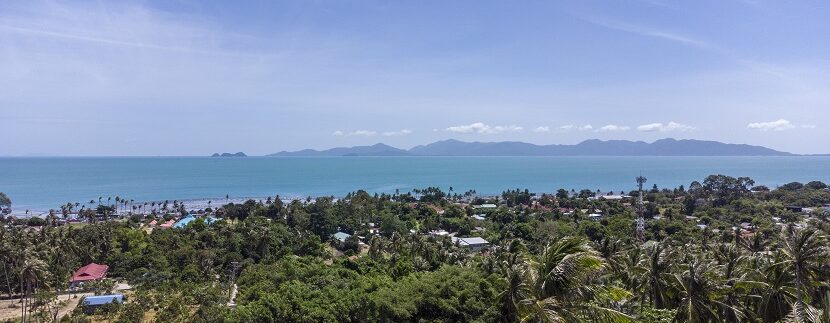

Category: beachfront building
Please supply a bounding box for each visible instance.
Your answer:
[452,237,490,252]
[70,263,109,289]
[173,215,218,228]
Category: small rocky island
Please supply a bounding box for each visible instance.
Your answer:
[211,152,247,157]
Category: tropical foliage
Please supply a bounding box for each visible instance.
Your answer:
[1,176,829,322]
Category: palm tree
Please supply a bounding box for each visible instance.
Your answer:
[504,237,632,322]
[781,227,829,320]
[497,259,532,322]
[713,243,750,322]
[0,229,16,300]
[368,235,385,260]
[671,257,743,322]
[641,241,672,309]
[746,251,797,322]
[609,245,644,304]
[19,255,49,322]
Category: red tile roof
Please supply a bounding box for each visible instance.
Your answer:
[70,263,109,283]
[159,219,175,228]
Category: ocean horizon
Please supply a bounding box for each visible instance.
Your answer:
[2,156,829,214]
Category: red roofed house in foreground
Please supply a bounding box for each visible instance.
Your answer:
[70,263,109,288]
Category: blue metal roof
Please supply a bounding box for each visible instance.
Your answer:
[333,232,351,242]
[83,294,124,306]
[173,215,218,228]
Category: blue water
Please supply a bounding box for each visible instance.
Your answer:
[1,156,829,212]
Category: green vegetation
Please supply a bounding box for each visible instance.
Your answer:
[0,192,10,214]
[1,175,830,322]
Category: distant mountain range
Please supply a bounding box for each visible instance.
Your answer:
[212,152,247,157]
[268,139,795,157]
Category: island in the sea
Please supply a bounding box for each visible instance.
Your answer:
[269,138,796,157]
[211,152,247,157]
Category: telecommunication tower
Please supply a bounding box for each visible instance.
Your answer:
[635,175,647,242]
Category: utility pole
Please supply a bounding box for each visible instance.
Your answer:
[636,174,647,242]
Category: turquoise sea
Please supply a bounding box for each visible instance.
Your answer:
[1,156,830,213]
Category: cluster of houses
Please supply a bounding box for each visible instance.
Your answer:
[330,216,492,256]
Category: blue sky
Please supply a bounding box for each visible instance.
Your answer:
[1,0,828,156]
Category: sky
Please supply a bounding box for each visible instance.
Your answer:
[1,0,829,156]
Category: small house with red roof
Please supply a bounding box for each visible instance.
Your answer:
[159,219,175,228]
[70,263,109,288]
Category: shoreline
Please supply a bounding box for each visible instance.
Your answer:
[4,196,298,218]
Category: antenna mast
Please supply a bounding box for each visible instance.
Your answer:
[635,174,647,242]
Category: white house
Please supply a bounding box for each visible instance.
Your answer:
[588,213,603,221]
[452,237,490,252]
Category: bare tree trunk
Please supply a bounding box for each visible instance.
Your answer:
[2,262,12,300]
[20,278,25,323]
[796,267,803,315]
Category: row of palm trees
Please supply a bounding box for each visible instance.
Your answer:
[55,197,191,222]
[483,224,830,322]
[0,226,81,322]
[346,218,830,322]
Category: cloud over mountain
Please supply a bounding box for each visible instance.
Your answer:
[598,125,630,132]
[445,122,523,134]
[637,122,696,132]
[747,119,795,131]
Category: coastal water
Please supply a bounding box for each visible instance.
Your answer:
[2,156,830,213]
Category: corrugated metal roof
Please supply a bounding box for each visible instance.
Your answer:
[333,232,351,242]
[83,294,123,306]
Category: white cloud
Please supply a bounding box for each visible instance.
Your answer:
[598,124,630,132]
[637,121,696,132]
[445,122,523,134]
[382,129,413,136]
[349,130,377,136]
[532,126,550,133]
[334,130,378,136]
[747,119,795,131]
[560,124,593,131]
